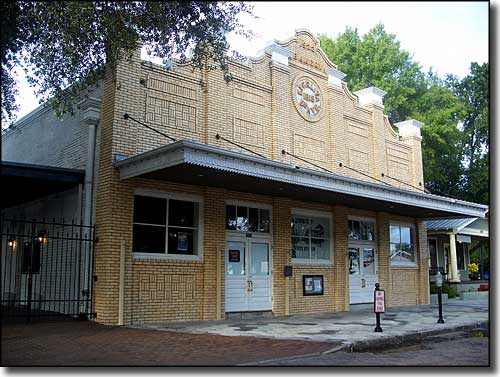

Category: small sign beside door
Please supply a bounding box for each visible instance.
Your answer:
[303,275,324,296]
[374,289,385,313]
[228,250,240,262]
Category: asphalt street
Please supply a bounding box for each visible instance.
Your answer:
[255,330,490,366]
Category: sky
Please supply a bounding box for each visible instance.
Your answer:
[10,1,489,121]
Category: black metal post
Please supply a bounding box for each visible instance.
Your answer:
[437,286,445,323]
[26,221,36,323]
[374,283,383,332]
[479,243,484,280]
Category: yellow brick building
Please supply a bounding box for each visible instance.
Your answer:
[91,29,487,325]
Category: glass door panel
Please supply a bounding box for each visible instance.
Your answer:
[226,241,246,275]
[362,248,375,275]
[250,242,269,275]
[349,247,360,275]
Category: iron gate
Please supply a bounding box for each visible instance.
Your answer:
[1,217,95,321]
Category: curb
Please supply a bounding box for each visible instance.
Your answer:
[237,320,488,365]
[343,320,489,353]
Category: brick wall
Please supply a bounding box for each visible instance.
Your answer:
[2,84,103,171]
[92,30,429,324]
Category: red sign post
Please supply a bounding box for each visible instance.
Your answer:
[374,289,385,313]
[373,283,384,332]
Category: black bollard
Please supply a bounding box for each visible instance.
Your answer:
[436,271,445,324]
[374,283,384,332]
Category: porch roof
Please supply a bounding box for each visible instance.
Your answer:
[426,217,489,238]
[1,161,85,209]
[114,140,488,219]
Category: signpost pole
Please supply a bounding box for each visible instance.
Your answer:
[374,283,383,332]
[436,271,445,323]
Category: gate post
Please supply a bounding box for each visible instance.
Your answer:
[26,221,36,322]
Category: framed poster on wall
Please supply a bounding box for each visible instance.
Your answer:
[303,275,324,296]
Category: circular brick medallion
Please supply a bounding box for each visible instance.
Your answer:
[292,76,324,122]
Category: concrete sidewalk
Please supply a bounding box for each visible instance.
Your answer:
[132,298,489,353]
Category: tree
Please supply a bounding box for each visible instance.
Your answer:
[411,70,465,198]
[447,63,489,204]
[320,24,489,204]
[319,24,426,123]
[1,1,253,124]
[1,2,25,121]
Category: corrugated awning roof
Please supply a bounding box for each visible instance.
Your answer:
[114,140,489,219]
[425,218,477,231]
[1,161,84,209]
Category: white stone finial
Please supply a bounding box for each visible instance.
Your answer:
[258,43,294,66]
[353,86,387,106]
[394,119,425,138]
[327,67,347,88]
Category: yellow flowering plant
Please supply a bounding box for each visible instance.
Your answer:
[467,263,479,273]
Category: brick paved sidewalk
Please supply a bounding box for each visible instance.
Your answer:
[1,320,335,366]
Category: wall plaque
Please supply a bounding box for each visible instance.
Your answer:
[303,275,324,296]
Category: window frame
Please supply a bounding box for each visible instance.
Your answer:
[225,200,273,237]
[389,221,417,267]
[348,216,377,243]
[291,208,334,265]
[132,189,204,261]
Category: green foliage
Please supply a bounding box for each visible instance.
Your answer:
[319,24,426,123]
[469,240,489,273]
[429,282,438,295]
[1,1,253,123]
[319,24,488,204]
[1,2,25,125]
[431,282,457,298]
[447,63,489,204]
[445,284,457,299]
[414,71,465,198]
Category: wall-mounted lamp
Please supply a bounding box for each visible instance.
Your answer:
[37,231,48,245]
[7,236,16,249]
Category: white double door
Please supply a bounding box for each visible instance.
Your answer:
[349,243,378,304]
[225,235,272,312]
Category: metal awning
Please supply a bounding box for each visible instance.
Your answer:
[1,161,85,209]
[114,140,488,219]
[426,217,489,238]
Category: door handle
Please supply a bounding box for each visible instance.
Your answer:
[247,280,253,292]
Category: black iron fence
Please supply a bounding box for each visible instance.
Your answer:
[1,217,95,321]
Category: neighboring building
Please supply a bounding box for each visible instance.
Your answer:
[426,216,489,287]
[1,85,102,319]
[1,30,488,325]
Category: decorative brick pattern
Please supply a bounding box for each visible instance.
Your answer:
[293,133,327,162]
[139,274,195,301]
[348,149,370,173]
[391,268,418,306]
[233,86,264,106]
[386,142,411,183]
[147,76,198,100]
[146,95,197,132]
[233,117,264,148]
[347,122,368,138]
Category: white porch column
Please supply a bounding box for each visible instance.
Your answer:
[448,233,460,282]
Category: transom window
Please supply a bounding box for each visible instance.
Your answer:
[291,211,332,264]
[390,224,416,266]
[348,219,375,241]
[132,194,202,259]
[226,205,270,233]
